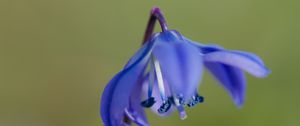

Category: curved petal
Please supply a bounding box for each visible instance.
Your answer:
[100,38,156,126]
[127,75,149,126]
[203,51,270,78]
[152,41,203,100]
[229,50,264,66]
[185,39,269,107]
[183,33,268,70]
[183,37,224,54]
[205,62,246,107]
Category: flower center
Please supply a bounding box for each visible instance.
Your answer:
[140,55,205,120]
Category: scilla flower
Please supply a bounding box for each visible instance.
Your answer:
[100,7,270,126]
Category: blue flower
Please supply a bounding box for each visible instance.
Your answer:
[100,7,270,126]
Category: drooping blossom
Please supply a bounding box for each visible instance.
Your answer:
[100,7,270,126]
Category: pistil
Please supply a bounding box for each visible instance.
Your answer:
[173,95,187,120]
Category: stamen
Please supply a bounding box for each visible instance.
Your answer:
[152,56,167,101]
[187,94,204,107]
[153,56,173,114]
[140,97,155,108]
[157,98,172,114]
[140,64,156,108]
[141,56,167,108]
[178,94,186,106]
[148,57,155,98]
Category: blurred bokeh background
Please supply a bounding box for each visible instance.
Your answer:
[1,0,299,126]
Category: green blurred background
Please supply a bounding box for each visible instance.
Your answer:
[0,0,299,126]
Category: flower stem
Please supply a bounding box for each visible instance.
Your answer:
[142,7,168,44]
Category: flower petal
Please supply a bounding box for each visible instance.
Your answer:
[205,62,246,107]
[203,51,270,78]
[229,50,264,66]
[100,38,156,126]
[185,39,270,107]
[126,75,149,126]
[152,41,203,100]
[183,37,224,54]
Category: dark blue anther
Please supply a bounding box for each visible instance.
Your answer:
[157,98,172,113]
[141,97,156,108]
[195,95,204,103]
[178,97,185,105]
[187,95,204,107]
[187,102,195,107]
[168,96,175,104]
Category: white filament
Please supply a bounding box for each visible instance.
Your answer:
[152,56,166,101]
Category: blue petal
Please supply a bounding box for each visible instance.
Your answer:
[152,40,203,100]
[183,37,224,53]
[127,75,149,126]
[203,51,270,78]
[229,50,264,66]
[205,62,246,107]
[101,62,147,126]
[186,39,269,77]
[100,38,156,126]
[186,39,270,107]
